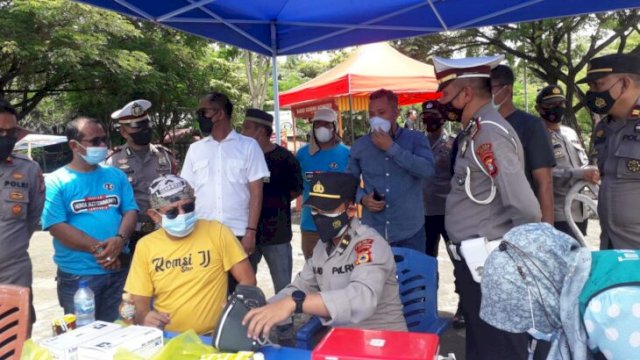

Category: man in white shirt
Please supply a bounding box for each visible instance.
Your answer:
[181,92,270,257]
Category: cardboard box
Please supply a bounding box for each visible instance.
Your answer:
[312,328,440,360]
[77,325,163,359]
[39,321,122,360]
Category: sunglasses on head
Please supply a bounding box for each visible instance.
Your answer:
[163,202,195,219]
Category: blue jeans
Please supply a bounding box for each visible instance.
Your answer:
[391,225,426,253]
[56,269,127,322]
[249,242,293,294]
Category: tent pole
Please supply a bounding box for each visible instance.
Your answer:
[348,94,355,144]
[271,22,281,145]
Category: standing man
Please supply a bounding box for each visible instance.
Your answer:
[106,99,176,254]
[404,109,417,130]
[241,108,303,293]
[296,108,350,259]
[581,53,640,250]
[348,89,434,252]
[42,117,138,321]
[181,92,270,257]
[490,65,556,224]
[435,55,541,359]
[0,100,44,331]
[534,85,600,237]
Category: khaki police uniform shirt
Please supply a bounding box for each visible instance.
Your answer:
[106,144,175,219]
[0,153,44,286]
[423,130,454,216]
[593,99,640,249]
[549,125,589,222]
[271,219,407,331]
[445,103,541,244]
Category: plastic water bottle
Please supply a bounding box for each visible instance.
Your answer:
[74,280,95,327]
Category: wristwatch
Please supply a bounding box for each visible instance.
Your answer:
[292,290,306,314]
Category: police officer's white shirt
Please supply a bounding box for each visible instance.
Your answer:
[181,130,270,236]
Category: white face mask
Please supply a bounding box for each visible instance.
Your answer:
[314,127,333,143]
[369,116,391,133]
[491,86,508,111]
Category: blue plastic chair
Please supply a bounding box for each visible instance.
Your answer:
[294,246,450,349]
[392,247,450,334]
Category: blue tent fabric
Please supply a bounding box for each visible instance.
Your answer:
[75,0,640,56]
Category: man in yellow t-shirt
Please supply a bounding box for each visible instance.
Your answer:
[124,175,256,334]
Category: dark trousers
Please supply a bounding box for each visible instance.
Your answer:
[426,215,462,300]
[554,220,588,238]
[454,257,536,360]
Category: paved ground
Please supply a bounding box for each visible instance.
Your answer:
[29,218,601,359]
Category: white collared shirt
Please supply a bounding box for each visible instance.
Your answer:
[181,130,269,236]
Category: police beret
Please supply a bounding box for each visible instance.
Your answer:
[111,99,151,124]
[536,85,566,104]
[433,55,504,91]
[304,172,359,211]
[577,53,640,84]
[245,108,273,127]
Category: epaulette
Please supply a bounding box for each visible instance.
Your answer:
[105,146,123,161]
[152,144,173,155]
[10,153,32,162]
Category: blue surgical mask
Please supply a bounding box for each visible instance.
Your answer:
[162,211,197,237]
[491,86,507,111]
[369,116,391,133]
[77,143,108,165]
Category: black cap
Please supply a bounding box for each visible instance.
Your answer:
[422,100,441,113]
[245,108,273,127]
[304,172,359,211]
[536,85,565,104]
[577,53,640,84]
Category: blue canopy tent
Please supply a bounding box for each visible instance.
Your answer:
[74,0,640,139]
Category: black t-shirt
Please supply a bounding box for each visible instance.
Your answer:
[257,145,303,245]
[505,110,556,189]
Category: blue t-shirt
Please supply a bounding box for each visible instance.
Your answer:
[42,165,138,275]
[296,143,350,231]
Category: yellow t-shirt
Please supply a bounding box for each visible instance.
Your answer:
[124,220,247,334]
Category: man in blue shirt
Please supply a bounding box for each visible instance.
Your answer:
[42,117,138,321]
[348,89,434,252]
[296,108,350,259]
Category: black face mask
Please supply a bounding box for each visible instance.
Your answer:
[0,135,16,160]
[438,89,464,122]
[130,127,152,146]
[197,110,215,135]
[423,115,444,133]
[539,107,565,123]
[312,211,349,243]
[585,79,621,115]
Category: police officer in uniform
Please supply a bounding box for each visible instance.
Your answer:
[243,172,407,340]
[581,53,640,250]
[106,99,176,253]
[0,100,45,330]
[535,85,600,237]
[434,55,541,360]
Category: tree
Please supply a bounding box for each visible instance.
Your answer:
[394,10,640,142]
[243,50,271,109]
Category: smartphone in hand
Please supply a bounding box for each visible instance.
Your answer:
[372,188,385,201]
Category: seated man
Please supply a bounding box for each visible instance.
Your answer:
[243,172,407,340]
[124,175,256,334]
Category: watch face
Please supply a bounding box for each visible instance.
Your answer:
[292,291,305,301]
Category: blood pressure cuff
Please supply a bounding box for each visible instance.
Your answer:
[213,285,267,352]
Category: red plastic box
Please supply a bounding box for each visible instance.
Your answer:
[312,328,439,360]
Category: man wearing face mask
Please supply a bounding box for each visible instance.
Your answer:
[42,117,139,322]
[181,92,269,260]
[241,108,303,293]
[535,85,600,237]
[243,172,406,341]
[296,108,350,259]
[490,65,556,225]
[106,100,177,255]
[580,53,640,250]
[0,100,45,333]
[124,175,255,334]
[434,55,541,360]
[348,89,434,252]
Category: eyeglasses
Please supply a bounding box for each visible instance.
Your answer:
[80,136,109,146]
[0,128,18,137]
[163,202,195,219]
[197,108,221,118]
